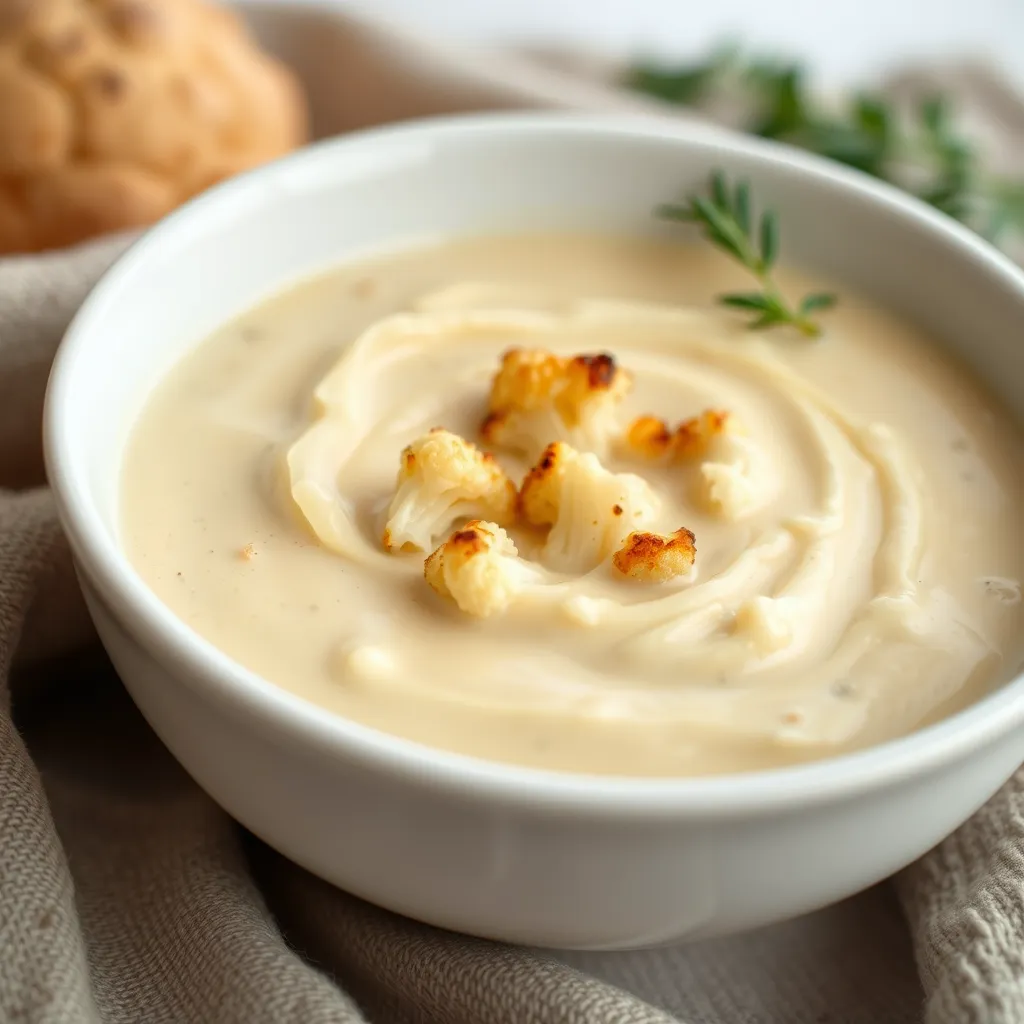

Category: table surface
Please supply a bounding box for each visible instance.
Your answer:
[344,0,1024,92]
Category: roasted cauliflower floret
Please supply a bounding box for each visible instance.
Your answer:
[674,409,733,460]
[519,441,659,573]
[555,353,631,427]
[516,442,562,527]
[424,520,540,618]
[677,415,775,521]
[481,348,631,459]
[612,528,696,582]
[621,409,771,520]
[624,414,675,459]
[486,348,565,415]
[383,429,516,553]
[622,409,732,461]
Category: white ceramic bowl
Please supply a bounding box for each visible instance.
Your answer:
[44,114,1024,951]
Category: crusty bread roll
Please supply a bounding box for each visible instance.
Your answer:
[0,0,308,254]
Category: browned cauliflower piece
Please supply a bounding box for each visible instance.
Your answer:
[555,353,631,426]
[481,348,631,459]
[518,441,659,573]
[612,528,697,582]
[677,413,776,520]
[623,409,771,520]
[383,429,516,553]
[622,409,733,461]
[674,409,733,460]
[423,520,541,618]
[516,441,563,527]
[624,414,675,459]
[485,348,565,417]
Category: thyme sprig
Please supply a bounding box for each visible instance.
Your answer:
[659,170,836,337]
[627,46,1024,250]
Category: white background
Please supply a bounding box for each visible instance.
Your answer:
[350,0,1024,91]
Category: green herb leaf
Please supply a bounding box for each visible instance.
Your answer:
[854,95,890,141]
[621,41,740,106]
[627,45,1024,252]
[720,292,773,311]
[758,212,778,270]
[751,310,788,330]
[734,180,751,234]
[711,170,730,211]
[749,64,807,139]
[657,171,837,338]
[691,196,748,262]
[800,292,838,315]
[920,95,949,135]
[624,66,714,105]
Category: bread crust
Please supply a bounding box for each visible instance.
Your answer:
[0,0,308,253]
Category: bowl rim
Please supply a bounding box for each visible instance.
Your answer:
[44,111,1024,818]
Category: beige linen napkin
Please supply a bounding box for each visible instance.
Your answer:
[4,39,1024,1024]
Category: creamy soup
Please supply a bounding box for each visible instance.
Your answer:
[122,234,1024,776]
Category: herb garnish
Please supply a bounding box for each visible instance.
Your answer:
[658,170,836,338]
[627,45,1024,251]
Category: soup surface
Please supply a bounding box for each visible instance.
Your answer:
[122,234,1024,776]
